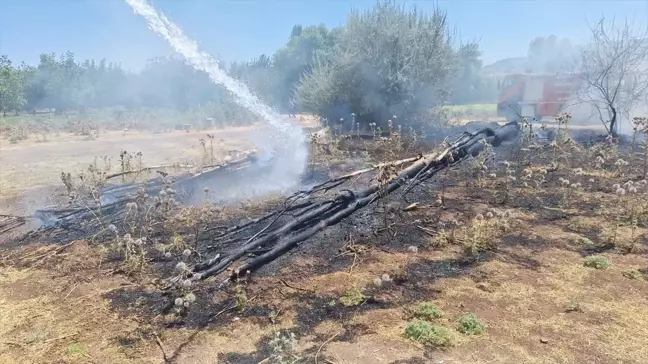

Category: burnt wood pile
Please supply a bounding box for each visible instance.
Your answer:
[186,121,522,284]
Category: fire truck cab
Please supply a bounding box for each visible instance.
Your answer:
[497,73,581,122]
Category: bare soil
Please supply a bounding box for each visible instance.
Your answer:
[0,127,257,215]
[2,197,647,364]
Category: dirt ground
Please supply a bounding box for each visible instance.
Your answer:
[0,128,254,214]
[1,117,648,364]
[0,115,320,217]
[1,196,647,364]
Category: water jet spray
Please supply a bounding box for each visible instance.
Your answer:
[124,0,308,201]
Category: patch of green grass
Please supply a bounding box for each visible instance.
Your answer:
[404,320,453,347]
[412,302,444,321]
[573,235,594,246]
[584,256,610,269]
[622,269,646,280]
[67,342,87,357]
[339,288,367,307]
[441,104,497,118]
[457,313,486,335]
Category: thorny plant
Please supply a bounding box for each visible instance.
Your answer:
[119,150,132,181]
[508,118,539,168]
[367,116,423,159]
[309,115,423,173]
[60,172,74,202]
[199,134,216,165]
[167,203,223,249]
[461,211,511,258]
[517,166,548,208]
[556,174,584,209]
[234,277,249,313]
[112,233,149,274]
[462,139,495,190]
[61,155,113,204]
[494,160,517,204]
[308,127,357,172]
[374,118,405,160]
[631,116,648,148]
[118,150,143,182]
[631,117,648,177]
[102,180,194,276]
[94,175,197,283]
[544,113,583,170]
[481,115,648,254]
[85,156,110,186]
[167,259,198,318]
[555,112,573,144]
[268,331,301,364]
[120,181,180,237]
[432,220,459,248]
[599,180,648,252]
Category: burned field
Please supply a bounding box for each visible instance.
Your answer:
[1,116,648,364]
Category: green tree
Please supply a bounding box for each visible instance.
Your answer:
[296,1,467,129]
[0,2,491,124]
[0,55,26,116]
[23,53,61,111]
[55,51,84,112]
[231,54,282,107]
[272,24,338,111]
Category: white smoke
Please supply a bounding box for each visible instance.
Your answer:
[125,0,308,200]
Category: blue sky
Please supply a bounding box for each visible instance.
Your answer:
[1,0,647,70]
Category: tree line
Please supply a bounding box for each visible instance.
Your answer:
[0,2,503,127]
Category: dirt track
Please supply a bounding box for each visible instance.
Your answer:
[0,126,263,217]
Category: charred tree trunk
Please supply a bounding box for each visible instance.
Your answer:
[610,106,618,137]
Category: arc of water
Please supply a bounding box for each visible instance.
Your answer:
[125,0,306,169]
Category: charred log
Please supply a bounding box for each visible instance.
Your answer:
[190,121,522,283]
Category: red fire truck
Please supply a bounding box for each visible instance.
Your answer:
[497,73,582,122]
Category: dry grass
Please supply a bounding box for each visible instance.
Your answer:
[3,236,647,363]
[1,114,648,363]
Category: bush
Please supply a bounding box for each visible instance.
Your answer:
[457,314,486,335]
[339,288,367,306]
[584,256,610,269]
[622,269,646,280]
[413,302,444,321]
[295,1,478,130]
[404,320,453,346]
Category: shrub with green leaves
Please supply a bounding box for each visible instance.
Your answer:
[404,320,453,346]
[295,1,479,129]
[457,313,486,335]
[339,288,367,307]
[584,256,610,269]
[413,302,444,321]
